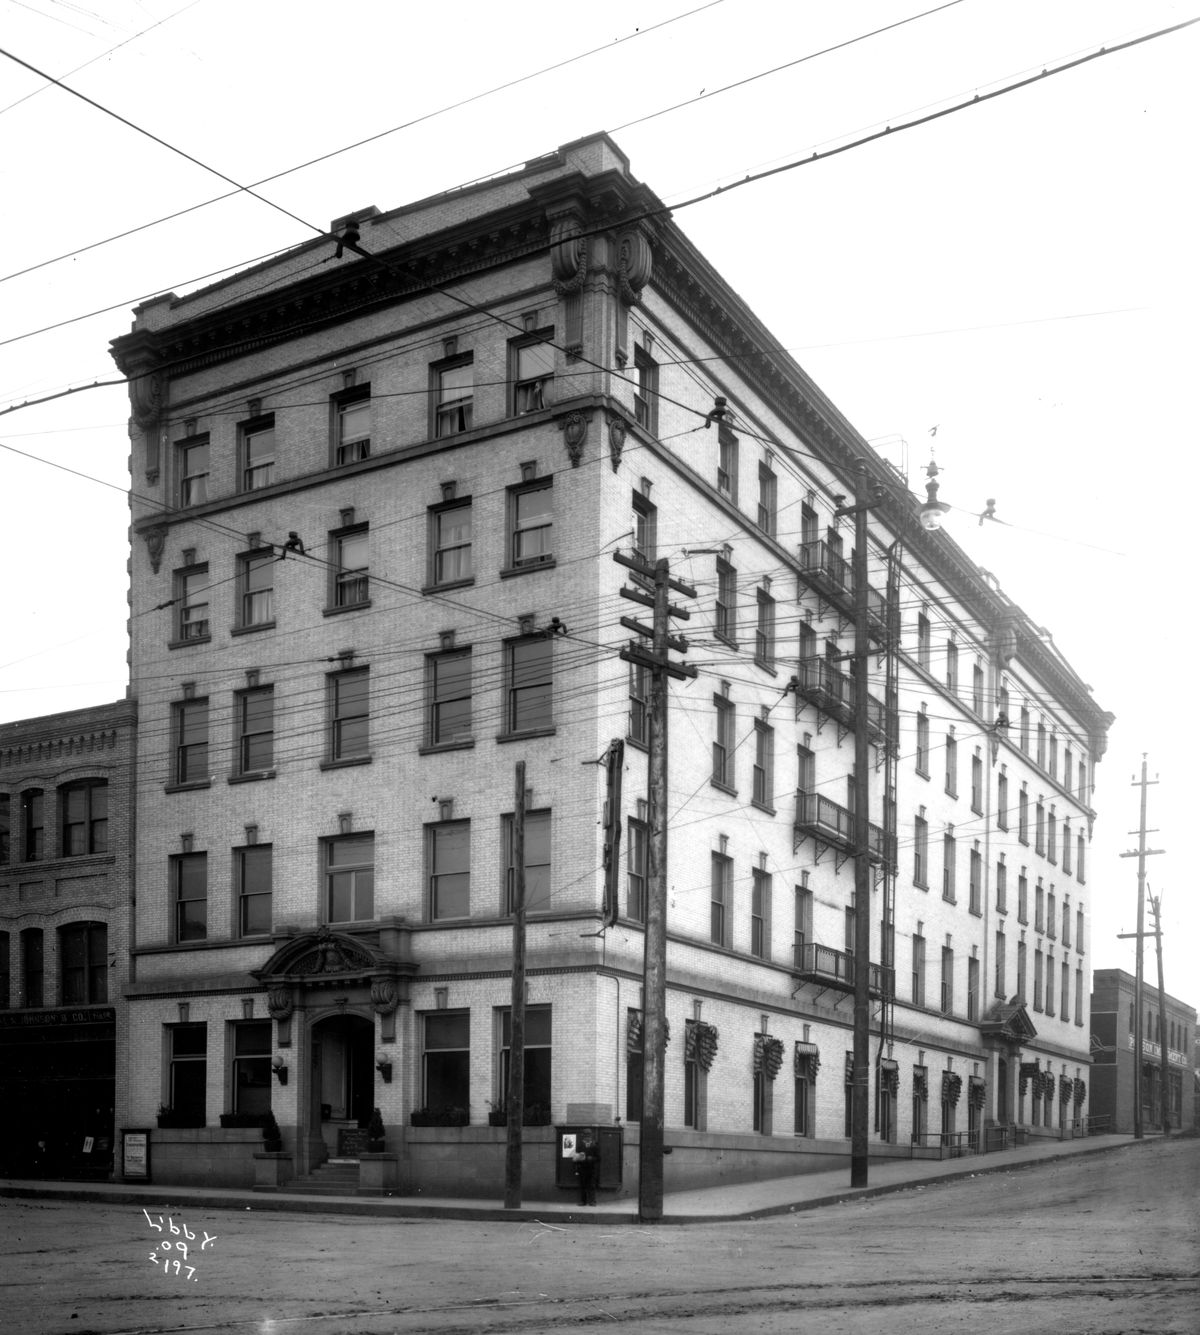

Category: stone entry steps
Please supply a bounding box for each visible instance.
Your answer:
[285,1157,359,1195]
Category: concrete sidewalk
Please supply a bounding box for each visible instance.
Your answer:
[0,1133,1145,1225]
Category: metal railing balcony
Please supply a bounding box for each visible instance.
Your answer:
[794,788,896,866]
[795,659,892,744]
[791,941,896,998]
[798,543,895,643]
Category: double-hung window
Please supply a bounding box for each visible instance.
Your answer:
[714,557,737,644]
[240,416,275,491]
[169,1024,207,1125]
[22,929,44,1006]
[430,500,472,586]
[238,550,274,628]
[428,821,470,920]
[512,335,554,414]
[911,934,926,1007]
[752,718,774,810]
[942,833,956,902]
[750,868,770,958]
[434,358,473,438]
[328,668,369,762]
[174,852,207,941]
[499,1005,551,1113]
[628,661,650,747]
[0,794,9,864]
[505,637,552,734]
[754,588,775,668]
[941,946,954,1014]
[232,1020,272,1116]
[944,733,957,796]
[22,790,44,861]
[757,462,777,536]
[511,483,553,568]
[427,649,472,747]
[503,809,551,914]
[236,844,272,936]
[173,698,209,786]
[61,781,108,855]
[235,686,274,775]
[632,491,657,568]
[633,345,658,433]
[332,528,369,608]
[627,812,648,923]
[712,693,734,790]
[59,922,106,1004]
[325,833,374,923]
[915,711,929,775]
[710,851,731,946]
[334,390,371,464]
[423,1011,470,1110]
[176,566,210,642]
[716,423,737,501]
[179,437,209,506]
[913,815,929,887]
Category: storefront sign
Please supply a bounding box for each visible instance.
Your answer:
[0,1007,116,1029]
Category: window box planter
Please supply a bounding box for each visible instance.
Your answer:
[410,1107,469,1127]
[486,1104,551,1128]
[219,1112,272,1129]
[156,1110,204,1129]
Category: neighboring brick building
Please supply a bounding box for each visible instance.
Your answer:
[109,133,1112,1197]
[1090,968,1195,1134]
[0,700,136,1179]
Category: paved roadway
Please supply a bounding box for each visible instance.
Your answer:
[1,1136,1196,1334]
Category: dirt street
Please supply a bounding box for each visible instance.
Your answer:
[2,1137,1197,1335]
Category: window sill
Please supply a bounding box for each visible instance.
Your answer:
[753,659,778,676]
[421,577,474,596]
[710,780,738,798]
[914,880,929,890]
[496,727,556,744]
[970,804,982,816]
[751,800,777,817]
[500,559,557,579]
[228,769,276,784]
[164,780,212,794]
[324,600,372,617]
[418,739,476,755]
[943,895,957,906]
[969,906,982,918]
[168,635,212,650]
[996,905,1008,916]
[626,734,649,753]
[915,767,930,780]
[945,788,958,799]
[713,633,738,650]
[319,755,373,771]
[231,621,276,637]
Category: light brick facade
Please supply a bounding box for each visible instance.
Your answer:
[109,134,1112,1196]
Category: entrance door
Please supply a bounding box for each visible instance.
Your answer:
[310,1015,374,1158]
[997,1058,1009,1123]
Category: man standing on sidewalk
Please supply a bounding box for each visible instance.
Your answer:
[573,1131,600,1206]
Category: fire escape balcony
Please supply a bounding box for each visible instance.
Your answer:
[795,658,892,746]
[794,788,896,869]
[791,942,896,998]
[798,541,892,644]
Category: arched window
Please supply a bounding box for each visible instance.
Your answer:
[22,789,44,861]
[59,922,107,1004]
[60,780,109,856]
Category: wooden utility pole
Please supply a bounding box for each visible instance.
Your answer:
[1118,757,1163,1140]
[615,552,695,1223]
[1150,893,1170,1135]
[504,761,527,1209]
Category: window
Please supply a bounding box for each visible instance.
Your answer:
[61,780,108,855]
[1076,907,1084,954]
[796,744,815,796]
[1035,881,1045,932]
[499,1006,551,1115]
[632,490,657,568]
[628,661,650,747]
[972,663,984,715]
[424,1010,470,1110]
[915,711,929,775]
[169,1024,206,1125]
[59,922,106,1004]
[1075,969,1084,1025]
[511,483,554,567]
[176,565,210,642]
[967,956,980,1021]
[434,359,473,438]
[754,588,776,669]
[714,557,737,644]
[0,931,8,1008]
[1033,948,1044,1010]
[1047,889,1057,939]
[0,794,8,863]
[179,437,209,506]
[427,649,472,747]
[173,699,209,786]
[1077,758,1087,802]
[913,815,929,887]
[944,733,957,796]
[716,422,737,501]
[942,834,956,902]
[684,1020,705,1129]
[752,719,774,810]
[626,1008,644,1122]
[232,1020,272,1116]
[334,390,371,464]
[995,857,1008,913]
[1035,800,1045,854]
[1017,940,1027,1001]
[970,753,982,813]
[1045,952,1055,1016]
[1076,831,1086,883]
[20,789,44,862]
[1048,733,1058,781]
[941,946,954,1014]
[633,345,658,433]
[916,614,931,671]
[752,1053,772,1134]
[240,416,275,491]
[1048,810,1057,863]
[1062,821,1072,875]
[1018,785,1029,843]
[503,809,551,914]
[750,868,770,958]
[429,821,470,920]
[235,686,273,775]
[627,813,648,923]
[712,694,735,790]
[997,771,1009,829]
[332,528,369,608]
[325,833,374,923]
[1019,707,1030,754]
[329,667,369,761]
[1036,722,1046,770]
[969,848,982,914]
[793,884,813,967]
[237,551,274,628]
[711,851,731,946]
[911,933,926,1006]
[505,637,553,734]
[757,461,777,536]
[1018,869,1029,924]
[512,335,554,414]
[21,929,43,1007]
[173,852,207,942]
[430,500,473,586]
[1061,961,1070,1020]
[236,844,272,936]
[945,640,958,693]
[994,930,1006,997]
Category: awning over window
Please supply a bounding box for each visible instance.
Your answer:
[794,1041,821,1077]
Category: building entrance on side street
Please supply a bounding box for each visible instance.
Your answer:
[310,1013,374,1159]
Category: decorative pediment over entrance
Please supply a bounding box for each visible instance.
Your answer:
[980,1000,1038,1042]
[254,926,384,981]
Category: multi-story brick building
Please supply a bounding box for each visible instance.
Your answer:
[1090,969,1195,1134]
[109,133,1112,1196]
[0,700,136,1179]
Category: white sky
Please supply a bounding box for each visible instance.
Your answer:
[1,0,1195,1018]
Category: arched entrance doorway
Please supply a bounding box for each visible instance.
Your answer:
[311,1013,374,1159]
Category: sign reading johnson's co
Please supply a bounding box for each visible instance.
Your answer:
[0,1007,116,1029]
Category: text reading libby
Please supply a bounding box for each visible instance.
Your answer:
[144,1210,217,1281]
